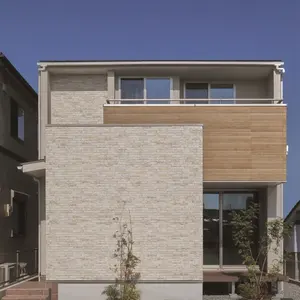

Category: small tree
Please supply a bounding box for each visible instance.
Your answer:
[102,209,140,300]
[231,202,291,300]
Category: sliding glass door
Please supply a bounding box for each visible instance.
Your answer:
[203,192,258,266]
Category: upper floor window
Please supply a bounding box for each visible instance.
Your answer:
[210,84,235,104]
[10,99,25,142]
[185,83,209,104]
[120,78,171,104]
[184,83,235,104]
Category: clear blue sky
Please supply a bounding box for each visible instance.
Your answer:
[1,0,299,215]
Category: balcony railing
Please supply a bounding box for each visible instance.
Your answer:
[107,98,283,105]
[0,249,38,288]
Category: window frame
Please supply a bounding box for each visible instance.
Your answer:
[118,76,173,103]
[10,98,25,143]
[203,190,258,269]
[183,82,236,104]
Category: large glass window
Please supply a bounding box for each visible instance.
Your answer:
[120,78,144,104]
[203,192,258,266]
[120,78,171,104]
[210,84,235,104]
[145,78,170,104]
[184,83,235,104]
[185,83,208,104]
[223,193,256,265]
[203,193,219,265]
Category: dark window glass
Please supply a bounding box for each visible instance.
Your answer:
[146,78,170,104]
[210,84,235,104]
[120,78,144,104]
[203,193,219,265]
[10,99,24,141]
[222,193,257,265]
[12,192,27,236]
[185,83,208,104]
[203,282,231,295]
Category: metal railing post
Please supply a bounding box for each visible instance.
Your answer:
[34,248,38,274]
[15,250,20,279]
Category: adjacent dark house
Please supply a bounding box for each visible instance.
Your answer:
[0,53,38,287]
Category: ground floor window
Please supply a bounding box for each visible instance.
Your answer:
[203,191,258,266]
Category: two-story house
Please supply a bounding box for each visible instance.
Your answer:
[21,60,286,300]
[0,53,38,286]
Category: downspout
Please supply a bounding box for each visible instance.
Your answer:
[33,177,41,281]
[38,69,41,159]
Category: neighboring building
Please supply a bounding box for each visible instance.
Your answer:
[21,60,286,300]
[284,201,300,281]
[0,53,38,285]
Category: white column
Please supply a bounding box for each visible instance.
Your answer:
[171,77,180,103]
[229,282,239,299]
[273,69,282,101]
[267,184,284,271]
[107,71,115,101]
[267,184,284,298]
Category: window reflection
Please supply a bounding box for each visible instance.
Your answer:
[210,84,235,104]
[185,83,209,104]
[120,78,144,104]
[203,192,258,266]
[223,193,256,265]
[146,78,170,104]
[203,193,219,265]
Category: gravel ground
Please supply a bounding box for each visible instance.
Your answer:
[284,280,300,299]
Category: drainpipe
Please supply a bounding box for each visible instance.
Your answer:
[33,177,41,281]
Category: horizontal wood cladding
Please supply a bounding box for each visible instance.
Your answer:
[104,106,287,182]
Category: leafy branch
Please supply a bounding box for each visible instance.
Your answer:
[102,207,140,300]
[231,202,291,300]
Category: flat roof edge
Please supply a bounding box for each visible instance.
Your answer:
[38,60,284,68]
[0,53,37,100]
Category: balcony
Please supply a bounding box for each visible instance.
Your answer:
[107,98,283,105]
[104,102,287,183]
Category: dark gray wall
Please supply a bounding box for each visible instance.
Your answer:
[0,65,38,280]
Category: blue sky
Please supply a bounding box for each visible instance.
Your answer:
[1,0,299,215]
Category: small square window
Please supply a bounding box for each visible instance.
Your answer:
[10,99,25,141]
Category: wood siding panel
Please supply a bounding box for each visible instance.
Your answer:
[104,106,287,182]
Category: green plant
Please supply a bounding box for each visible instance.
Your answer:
[231,202,291,300]
[102,209,140,300]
